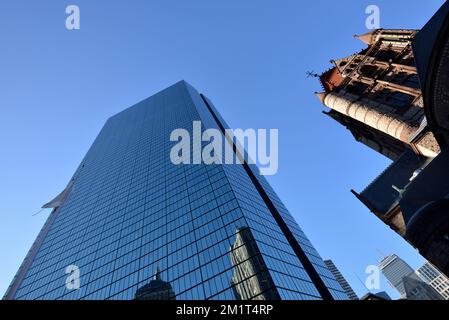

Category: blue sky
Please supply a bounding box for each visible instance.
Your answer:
[0,0,445,299]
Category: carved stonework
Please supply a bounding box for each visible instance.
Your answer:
[317,29,440,159]
[414,132,442,158]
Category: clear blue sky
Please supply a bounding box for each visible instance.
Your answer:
[0,0,445,299]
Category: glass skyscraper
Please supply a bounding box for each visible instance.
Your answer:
[4,81,347,300]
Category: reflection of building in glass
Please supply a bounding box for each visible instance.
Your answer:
[134,268,176,300]
[229,227,279,300]
[5,81,347,300]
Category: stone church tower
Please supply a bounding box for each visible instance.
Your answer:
[316,29,440,161]
[315,28,449,277]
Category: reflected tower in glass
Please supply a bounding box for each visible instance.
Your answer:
[4,81,348,300]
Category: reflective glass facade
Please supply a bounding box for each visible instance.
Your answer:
[6,81,348,300]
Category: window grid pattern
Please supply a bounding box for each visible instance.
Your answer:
[12,81,346,300]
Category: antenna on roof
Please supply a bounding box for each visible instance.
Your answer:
[32,208,46,217]
[375,248,387,263]
[354,272,370,292]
